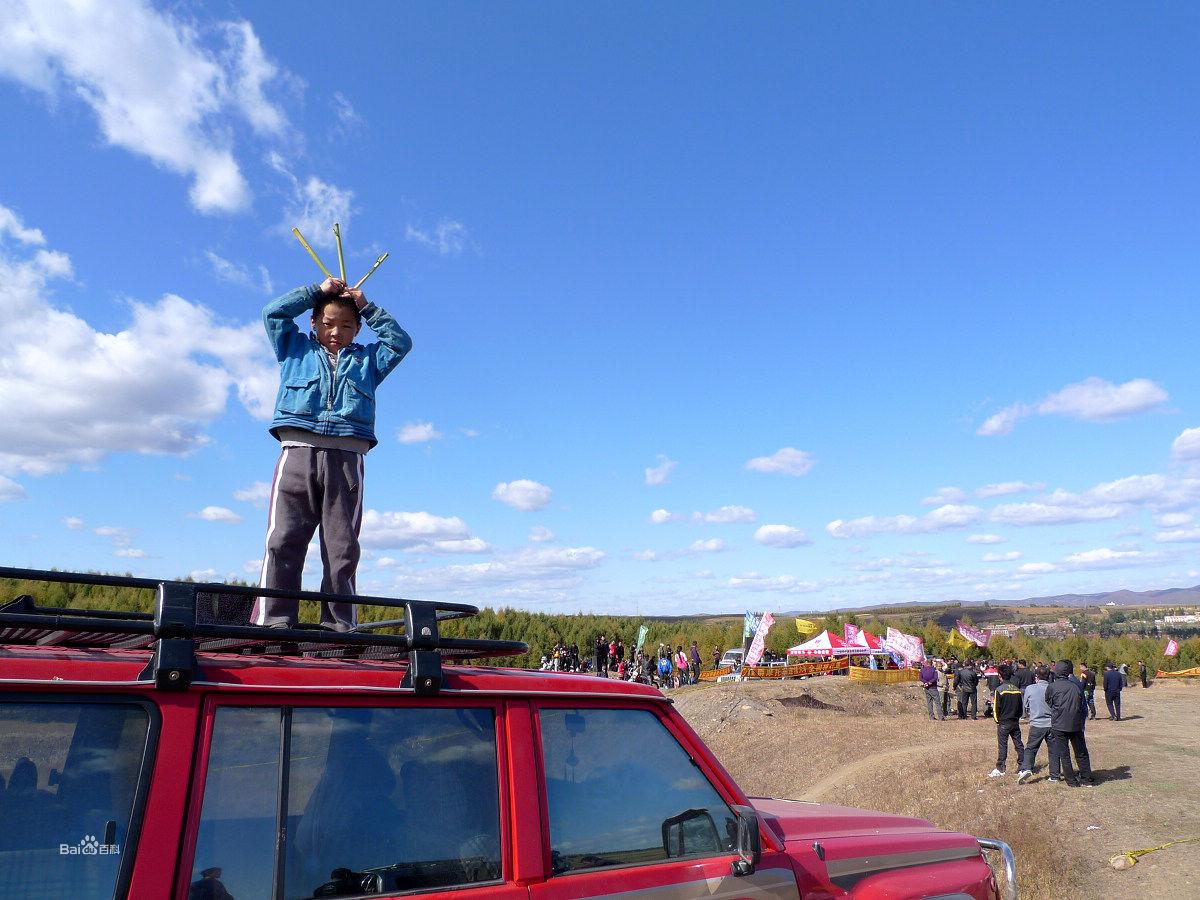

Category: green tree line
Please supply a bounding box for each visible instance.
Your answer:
[3,576,1197,672]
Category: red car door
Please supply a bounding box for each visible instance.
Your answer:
[523,701,799,900]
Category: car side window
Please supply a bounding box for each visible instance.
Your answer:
[189,705,501,899]
[538,707,736,875]
[0,700,152,900]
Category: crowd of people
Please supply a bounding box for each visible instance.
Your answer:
[917,655,1148,787]
[538,636,712,688]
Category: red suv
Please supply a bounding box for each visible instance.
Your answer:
[0,568,1016,900]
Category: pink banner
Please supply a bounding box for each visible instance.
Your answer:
[1165,638,1180,657]
[844,623,862,646]
[746,611,776,667]
[955,620,991,648]
[885,627,925,665]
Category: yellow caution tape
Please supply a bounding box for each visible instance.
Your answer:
[1111,837,1200,869]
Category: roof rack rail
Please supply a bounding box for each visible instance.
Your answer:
[0,566,526,695]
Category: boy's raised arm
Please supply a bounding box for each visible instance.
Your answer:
[343,289,412,383]
[263,284,321,361]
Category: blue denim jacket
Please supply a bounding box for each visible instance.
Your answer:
[264,284,412,448]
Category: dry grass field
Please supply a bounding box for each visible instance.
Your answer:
[672,675,1200,899]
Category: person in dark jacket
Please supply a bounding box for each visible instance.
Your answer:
[1045,659,1094,786]
[1139,660,1148,688]
[955,661,980,719]
[1103,662,1123,720]
[1012,659,1035,691]
[1079,665,1097,720]
[989,664,1025,777]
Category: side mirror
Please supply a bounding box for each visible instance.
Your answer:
[729,804,762,877]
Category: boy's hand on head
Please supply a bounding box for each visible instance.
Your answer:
[319,277,347,296]
[341,288,368,310]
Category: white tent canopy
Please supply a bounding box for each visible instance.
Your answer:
[786,630,872,657]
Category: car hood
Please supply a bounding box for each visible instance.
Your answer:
[750,797,939,843]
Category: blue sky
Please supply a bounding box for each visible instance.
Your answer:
[2,1,1200,615]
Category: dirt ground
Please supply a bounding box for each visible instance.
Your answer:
[671,675,1200,900]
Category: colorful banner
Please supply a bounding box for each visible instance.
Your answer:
[844,623,862,645]
[636,624,648,652]
[1157,666,1200,678]
[885,626,926,665]
[1164,638,1180,657]
[743,611,760,640]
[745,611,775,667]
[741,657,849,679]
[794,618,819,636]
[849,665,919,684]
[955,620,991,648]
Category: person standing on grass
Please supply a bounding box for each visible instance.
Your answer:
[1017,666,1051,783]
[989,664,1025,778]
[956,659,980,720]
[1103,662,1123,720]
[939,662,954,719]
[690,642,702,683]
[1045,660,1094,787]
[1139,660,1149,689]
[1080,664,1098,720]
[920,658,943,720]
[1012,659,1034,692]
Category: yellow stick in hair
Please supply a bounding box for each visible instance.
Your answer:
[352,252,389,290]
[291,227,334,279]
[333,222,347,281]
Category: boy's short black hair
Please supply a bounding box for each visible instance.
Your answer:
[998,663,1013,681]
[312,294,362,325]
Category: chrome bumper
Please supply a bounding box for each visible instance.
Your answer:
[977,837,1017,900]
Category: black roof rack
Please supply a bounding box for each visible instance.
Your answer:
[0,566,526,695]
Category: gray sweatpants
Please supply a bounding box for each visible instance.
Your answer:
[251,446,364,630]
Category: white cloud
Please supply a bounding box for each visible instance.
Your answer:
[0,2,293,213]
[699,505,756,524]
[190,568,218,582]
[650,509,680,524]
[94,525,132,546]
[1171,427,1200,461]
[1018,562,1058,574]
[826,504,981,539]
[1088,474,1168,505]
[982,551,1023,563]
[397,421,442,444]
[1062,547,1148,569]
[405,219,470,256]
[725,572,819,594]
[234,481,272,508]
[978,377,1168,436]
[360,510,490,554]
[205,251,273,294]
[921,487,965,506]
[1154,528,1200,543]
[745,447,815,477]
[974,481,1045,498]
[529,525,555,543]
[0,204,46,245]
[967,533,1006,545]
[492,480,552,512]
[331,91,362,126]
[243,559,262,574]
[0,228,278,476]
[989,502,1122,526]
[190,505,243,524]
[115,548,147,558]
[644,454,677,486]
[394,546,604,601]
[633,538,725,563]
[688,538,725,554]
[0,476,26,502]
[62,516,84,529]
[1156,512,1193,528]
[753,524,812,548]
[269,153,355,250]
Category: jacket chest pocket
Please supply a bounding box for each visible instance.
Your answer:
[279,375,322,415]
[338,377,376,424]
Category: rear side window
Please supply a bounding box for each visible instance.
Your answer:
[0,701,152,900]
[190,705,501,899]
[539,707,736,875]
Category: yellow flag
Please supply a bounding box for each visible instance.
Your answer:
[795,618,819,636]
[948,627,971,649]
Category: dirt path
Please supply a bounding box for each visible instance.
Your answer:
[673,676,1200,899]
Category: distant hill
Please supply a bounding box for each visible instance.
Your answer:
[1018,585,1200,607]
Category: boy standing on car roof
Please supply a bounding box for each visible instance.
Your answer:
[251,277,412,631]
